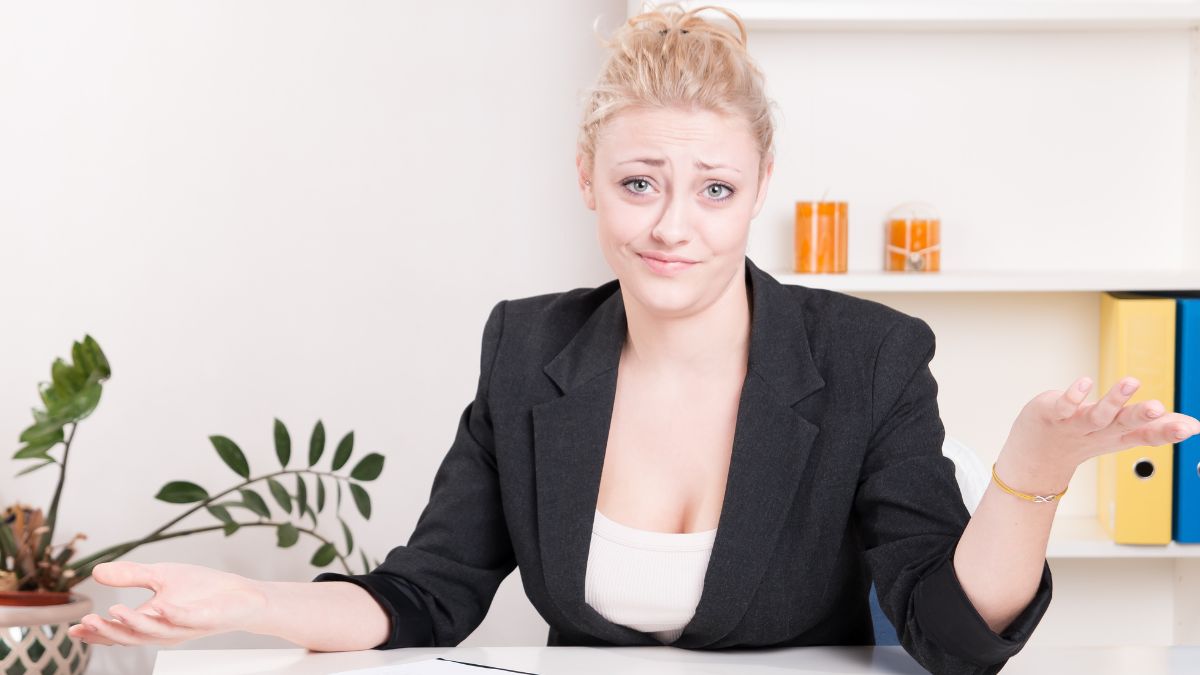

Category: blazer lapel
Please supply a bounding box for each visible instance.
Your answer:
[532,256,826,647]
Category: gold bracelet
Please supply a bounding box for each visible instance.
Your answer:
[991,463,1068,504]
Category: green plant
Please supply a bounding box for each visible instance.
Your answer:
[1,335,384,594]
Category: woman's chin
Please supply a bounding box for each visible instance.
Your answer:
[626,282,699,316]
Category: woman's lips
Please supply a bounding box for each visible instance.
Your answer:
[638,253,697,276]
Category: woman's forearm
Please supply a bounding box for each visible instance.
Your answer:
[244,579,391,652]
[952,445,1074,634]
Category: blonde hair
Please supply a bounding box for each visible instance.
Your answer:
[577,2,777,177]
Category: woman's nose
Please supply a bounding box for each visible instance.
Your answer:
[651,188,695,246]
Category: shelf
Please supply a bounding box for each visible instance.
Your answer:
[630,1,1200,31]
[1048,516,1200,558]
[771,269,1200,293]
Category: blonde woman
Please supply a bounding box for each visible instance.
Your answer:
[70,4,1200,674]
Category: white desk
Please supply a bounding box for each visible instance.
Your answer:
[153,645,1200,674]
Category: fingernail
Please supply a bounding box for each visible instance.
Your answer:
[1177,428,1189,440]
[1122,381,1137,395]
[1079,379,1092,392]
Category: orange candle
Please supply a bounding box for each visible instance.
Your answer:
[795,200,847,273]
[884,202,941,272]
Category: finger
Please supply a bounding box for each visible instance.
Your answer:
[1053,376,1093,419]
[109,603,195,641]
[1108,398,1165,433]
[81,612,166,647]
[92,560,160,592]
[1119,414,1200,448]
[69,622,117,647]
[1086,377,1140,430]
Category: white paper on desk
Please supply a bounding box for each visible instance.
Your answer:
[328,656,538,675]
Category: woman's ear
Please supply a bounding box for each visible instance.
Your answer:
[576,153,596,211]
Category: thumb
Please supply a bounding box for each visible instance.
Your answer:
[92,561,158,590]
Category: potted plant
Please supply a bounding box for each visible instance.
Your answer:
[1,336,386,674]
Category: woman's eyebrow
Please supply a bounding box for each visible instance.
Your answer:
[617,157,742,173]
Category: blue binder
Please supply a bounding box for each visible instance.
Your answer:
[1176,298,1200,542]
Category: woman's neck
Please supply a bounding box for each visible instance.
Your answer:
[620,262,751,378]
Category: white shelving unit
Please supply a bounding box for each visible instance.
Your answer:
[773,269,1200,293]
[629,0,1200,648]
[1049,516,1200,559]
[628,0,1200,31]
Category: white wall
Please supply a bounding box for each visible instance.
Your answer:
[0,2,623,673]
[3,2,1194,675]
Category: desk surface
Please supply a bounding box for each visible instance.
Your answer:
[153,645,1200,674]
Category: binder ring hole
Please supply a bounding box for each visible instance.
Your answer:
[1134,459,1155,480]
[1195,462,1200,480]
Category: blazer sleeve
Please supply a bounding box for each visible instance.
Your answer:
[854,315,1053,675]
[311,299,517,649]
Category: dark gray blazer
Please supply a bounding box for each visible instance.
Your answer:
[314,256,1052,675]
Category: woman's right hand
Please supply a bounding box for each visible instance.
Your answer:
[67,560,268,647]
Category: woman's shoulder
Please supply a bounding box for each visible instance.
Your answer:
[498,278,620,333]
[779,281,933,349]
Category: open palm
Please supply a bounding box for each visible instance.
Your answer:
[1006,375,1200,471]
[67,560,267,647]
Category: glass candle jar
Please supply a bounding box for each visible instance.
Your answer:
[795,200,847,273]
[884,202,941,272]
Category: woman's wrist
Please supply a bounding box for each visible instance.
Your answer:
[234,578,279,637]
[993,442,1077,499]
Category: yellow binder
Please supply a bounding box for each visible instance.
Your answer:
[1096,292,1176,544]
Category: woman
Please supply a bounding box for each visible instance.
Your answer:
[68,4,1200,674]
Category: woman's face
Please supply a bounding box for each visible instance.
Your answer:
[578,105,773,318]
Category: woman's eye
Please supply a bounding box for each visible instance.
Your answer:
[623,178,653,194]
[706,183,734,201]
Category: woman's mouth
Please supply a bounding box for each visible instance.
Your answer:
[638,253,697,276]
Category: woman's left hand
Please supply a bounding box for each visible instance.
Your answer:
[996,375,1200,493]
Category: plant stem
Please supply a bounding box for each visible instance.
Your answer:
[69,521,353,583]
[68,469,356,573]
[39,422,77,558]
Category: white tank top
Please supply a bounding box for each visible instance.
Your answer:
[583,509,718,644]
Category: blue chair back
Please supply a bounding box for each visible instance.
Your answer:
[869,582,899,645]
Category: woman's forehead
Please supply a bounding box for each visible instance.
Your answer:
[597,107,757,165]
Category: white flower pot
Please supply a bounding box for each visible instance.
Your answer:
[0,592,93,674]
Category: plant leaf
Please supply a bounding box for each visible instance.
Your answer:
[332,432,354,471]
[339,517,354,555]
[72,340,94,375]
[83,335,111,379]
[210,435,250,479]
[310,542,336,567]
[336,479,343,509]
[359,549,371,575]
[38,381,62,411]
[349,483,372,520]
[58,378,102,421]
[295,474,309,518]
[316,476,326,513]
[274,418,291,468]
[276,522,300,548]
[18,418,66,446]
[15,459,56,476]
[156,481,209,504]
[51,358,85,396]
[350,453,384,481]
[239,488,271,518]
[223,522,240,536]
[14,440,57,460]
[206,505,234,525]
[267,478,293,514]
[308,420,325,467]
